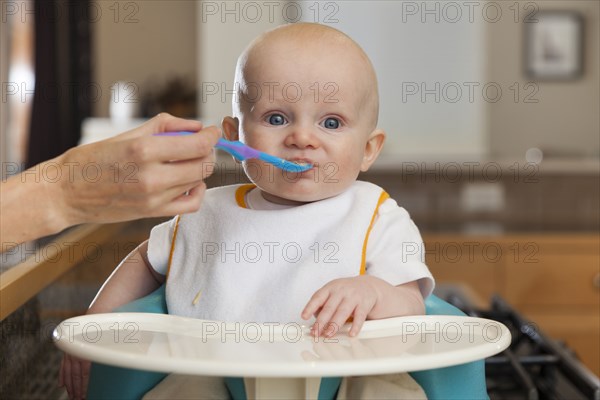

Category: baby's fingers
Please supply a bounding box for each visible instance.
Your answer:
[301,288,330,320]
[81,360,91,399]
[312,295,344,337]
[58,355,65,388]
[349,305,369,337]
[72,359,83,399]
[60,355,73,398]
[323,300,357,337]
[59,354,91,400]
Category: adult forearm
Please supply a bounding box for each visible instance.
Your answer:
[1,114,219,249]
[1,156,72,247]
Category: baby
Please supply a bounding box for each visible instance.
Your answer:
[60,23,434,400]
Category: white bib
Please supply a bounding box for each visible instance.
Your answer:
[165,181,387,323]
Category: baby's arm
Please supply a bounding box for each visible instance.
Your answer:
[302,198,433,338]
[301,276,424,338]
[87,240,165,313]
[59,240,164,400]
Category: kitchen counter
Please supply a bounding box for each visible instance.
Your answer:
[422,232,600,376]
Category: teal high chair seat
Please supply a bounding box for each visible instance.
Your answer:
[87,285,489,400]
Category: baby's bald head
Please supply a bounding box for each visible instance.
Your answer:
[233,23,380,131]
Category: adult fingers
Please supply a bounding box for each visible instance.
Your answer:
[113,113,204,141]
[146,156,217,191]
[123,125,220,164]
[149,181,208,216]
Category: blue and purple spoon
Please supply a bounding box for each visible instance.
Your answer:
[154,131,312,173]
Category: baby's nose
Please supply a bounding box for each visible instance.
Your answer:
[286,126,319,148]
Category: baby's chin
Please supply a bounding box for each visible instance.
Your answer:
[260,185,348,205]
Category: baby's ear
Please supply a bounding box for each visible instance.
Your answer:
[221,116,239,141]
[361,129,385,172]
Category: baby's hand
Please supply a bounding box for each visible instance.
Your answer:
[301,275,381,337]
[59,352,91,400]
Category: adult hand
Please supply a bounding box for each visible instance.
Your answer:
[57,113,219,223]
[1,113,220,246]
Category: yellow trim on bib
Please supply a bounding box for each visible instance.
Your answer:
[360,191,390,275]
[166,215,181,279]
[235,184,257,209]
[167,185,255,278]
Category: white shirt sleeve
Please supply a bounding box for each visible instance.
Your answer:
[147,217,178,276]
[365,198,435,299]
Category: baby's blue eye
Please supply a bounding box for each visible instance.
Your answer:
[268,114,286,125]
[323,117,340,129]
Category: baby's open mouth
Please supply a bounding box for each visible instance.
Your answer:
[280,158,315,173]
[287,158,314,166]
[286,159,315,171]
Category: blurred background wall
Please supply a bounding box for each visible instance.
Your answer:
[88,0,600,160]
[488,0,599,158]
[93,0,198,118]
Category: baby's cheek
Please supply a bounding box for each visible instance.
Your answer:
[243,160,270,183]
[330,155,362,183]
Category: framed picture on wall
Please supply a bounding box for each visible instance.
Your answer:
[525,11,584,80]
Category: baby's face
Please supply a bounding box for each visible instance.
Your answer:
[224,34,383,204]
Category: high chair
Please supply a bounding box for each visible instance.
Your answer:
[86,285,489,400]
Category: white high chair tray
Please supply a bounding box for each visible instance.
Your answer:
[54,313,510,377]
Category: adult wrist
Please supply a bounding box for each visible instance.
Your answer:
[44,152,80,233]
